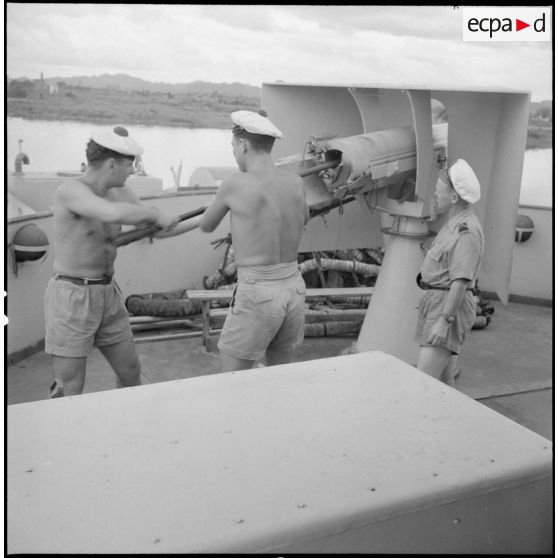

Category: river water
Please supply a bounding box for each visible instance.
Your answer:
[6,117,552,207]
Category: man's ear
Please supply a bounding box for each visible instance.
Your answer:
[106,158,116,170]
[238,138,248,153]
[450,188,460,204]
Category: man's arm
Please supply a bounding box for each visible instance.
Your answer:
[440,279,469,321]
[57,181,170,228]
[426,278,469,345]
[153,204,210,239]
[109,183,142,204]
[198,180,232,233]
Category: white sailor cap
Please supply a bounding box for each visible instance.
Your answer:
[91,126,144,157]
[231,110,283,139]
[447,159,481,204]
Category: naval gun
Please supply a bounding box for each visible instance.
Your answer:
[266,83,530,364]
[276,120,448,365]
[290,121,448,216]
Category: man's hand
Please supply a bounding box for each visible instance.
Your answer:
[426,316,451,346]
[152,208,176,231]
[160,215,181,233]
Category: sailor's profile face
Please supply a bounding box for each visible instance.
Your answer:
[434,176,454,213]
[111,158,135,187]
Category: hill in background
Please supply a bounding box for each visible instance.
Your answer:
[7,73,551,148]
[7,73,261,129]
[42,73,261,98]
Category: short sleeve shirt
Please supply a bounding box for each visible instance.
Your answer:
[420,206,485,288]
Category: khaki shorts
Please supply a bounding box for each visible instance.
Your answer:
[44,277,133,357]
[414,289,476,354]
[218,264,306,361]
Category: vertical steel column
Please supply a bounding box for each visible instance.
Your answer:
[356,215,430,364]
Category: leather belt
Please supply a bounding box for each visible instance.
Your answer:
[420,281,473,292]
[416,273,472,291]
[55,274,113,285]
[420,282,449,291]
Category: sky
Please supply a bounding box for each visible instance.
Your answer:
[4,4,553,102]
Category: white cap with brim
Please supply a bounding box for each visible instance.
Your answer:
[448,159,481,204]
[91,126,144,157]
[231,110,283,139]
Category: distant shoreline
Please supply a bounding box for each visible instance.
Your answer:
[7,101,551,150]
[6,112,231,130]
[6,87,260,130]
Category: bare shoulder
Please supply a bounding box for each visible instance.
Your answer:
[220,171,246,192]
[55,177,89,201]
[223,170,245,185]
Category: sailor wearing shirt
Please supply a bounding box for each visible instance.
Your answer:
[415,159,485,386]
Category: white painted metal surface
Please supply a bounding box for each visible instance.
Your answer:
[262,82,530,362]
[356,221,427,363]
[8,352,552,553]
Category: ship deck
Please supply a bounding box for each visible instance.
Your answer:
[6,299,553,441]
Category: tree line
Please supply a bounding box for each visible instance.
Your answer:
[7,77,552,145]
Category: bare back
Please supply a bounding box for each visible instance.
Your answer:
[226,168,306,266]
[52,179,127,277]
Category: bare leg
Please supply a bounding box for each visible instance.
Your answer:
[441,355,460,387]
[416,346,453,383]
[51,355,87,396]
[220,352,256,372]
[98,337,142,388]
[265,348,294,367]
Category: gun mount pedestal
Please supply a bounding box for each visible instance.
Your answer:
[356,215,431,365]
